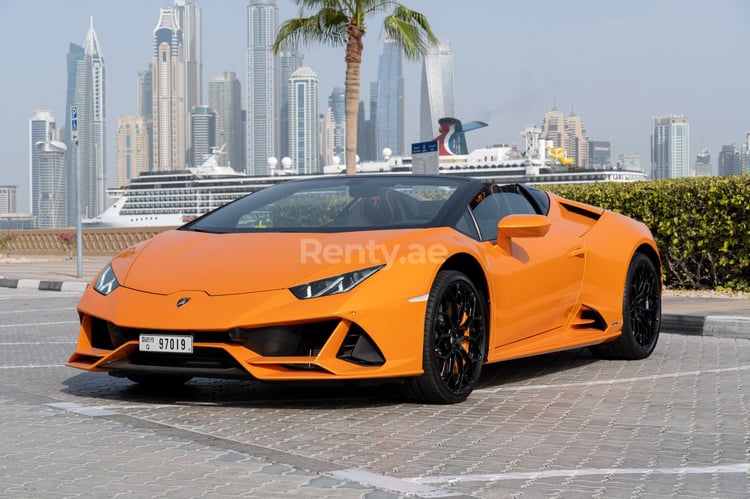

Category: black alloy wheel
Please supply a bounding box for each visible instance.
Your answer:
[593,253,661,359]
[406,270,487,404]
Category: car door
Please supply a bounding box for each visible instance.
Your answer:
[472,187,586,347]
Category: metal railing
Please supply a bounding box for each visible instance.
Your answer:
[4,226,175,256]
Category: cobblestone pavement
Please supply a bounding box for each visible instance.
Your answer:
[0,288,748,498]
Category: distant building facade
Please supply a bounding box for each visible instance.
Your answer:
[323,86,345,166]
[375,38,405,158]
[116,116,149,186]
[29,110,57,216]
[64,18,107,220]
[246,0,278,175]
[541,107,589,167]
[175,0,202,163]
[564,113,589,168]
[694,147,712,177]
[357,83,378,162]
[419,38,454,140]
[541,107,565,149]
[651,115,689,179]
[208,71,244,170]
[64,42,84,223]
[36,138,68,229]
[278,48,304,161]
[190,105,216,167]
[152,7,186,171]
[288,67,319,174]
[718,144,742,176]
[588,141,610,169]
[137,67,153,170]
[618,154,642,172]
[0,186,17,214]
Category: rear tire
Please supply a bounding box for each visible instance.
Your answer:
[406,270,487,404]
[593,253,660,359]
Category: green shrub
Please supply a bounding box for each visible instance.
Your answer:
[545,175,750,291]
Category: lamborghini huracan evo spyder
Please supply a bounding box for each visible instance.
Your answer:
[67,175,662,404]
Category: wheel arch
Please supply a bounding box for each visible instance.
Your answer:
[438,253,490,306]
[634,242,662,289]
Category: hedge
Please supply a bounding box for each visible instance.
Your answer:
[545,175,750,291]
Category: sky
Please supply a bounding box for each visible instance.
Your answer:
[1,0,749,212]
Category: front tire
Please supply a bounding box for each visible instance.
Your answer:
[593,253,661,359]
[406,270,487,404]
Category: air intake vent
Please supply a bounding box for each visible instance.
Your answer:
[570,305,608,331]
[560,202,602,221]
[337,324,385,366]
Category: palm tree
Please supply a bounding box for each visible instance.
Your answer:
[273,0,437,175]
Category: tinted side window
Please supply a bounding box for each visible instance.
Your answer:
[453,207,480,239]
[520,185,551,215]
[472,192,537,241]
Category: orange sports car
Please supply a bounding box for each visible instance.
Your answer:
[67,175,661,403]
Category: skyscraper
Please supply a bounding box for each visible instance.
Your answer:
[36,141,68,229]
[651,115,689,179]
[152,7,185,171]
[278,47,304,160]
[718,144,741,176]
[564,112,589,168]
[29,110,57,216]
[64,18,106,220]
[541,107,589,167]
[589,141,611,169]
[208,71,243,170]
[116,116,149,186]
[419,38,454,140]
[190,105,216,167]
[695,147,712,177]
[137,67,153,170]
[541,107,565,148]
[64,42,84,221]
[30,110,67,229]
[288,67,319,174]
[247,0,278,175]
[356,83,378,162]
[0,186,17,214]
[323,86,345,166]
[375,38,405,158]
[174,0,203,165]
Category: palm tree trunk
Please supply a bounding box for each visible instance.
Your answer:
[344,24,364,175]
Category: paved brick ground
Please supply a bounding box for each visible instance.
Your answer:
[0,288,748,497]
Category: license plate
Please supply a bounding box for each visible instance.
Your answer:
[139,334,193,354]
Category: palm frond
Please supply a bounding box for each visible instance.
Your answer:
[273,8,348,53]
[383,5,438,60]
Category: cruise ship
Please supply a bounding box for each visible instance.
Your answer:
[86,120,646,228]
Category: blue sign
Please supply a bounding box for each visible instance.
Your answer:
[411,140,438,155]
[70,105,79,143]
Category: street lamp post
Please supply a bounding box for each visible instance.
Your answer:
[71,105,83,278]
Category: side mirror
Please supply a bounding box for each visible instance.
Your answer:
[496,214,550,255]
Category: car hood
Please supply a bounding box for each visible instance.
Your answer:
[112,228,433,296]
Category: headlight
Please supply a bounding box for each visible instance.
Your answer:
[290,265,384,299]
[93,264,120,296]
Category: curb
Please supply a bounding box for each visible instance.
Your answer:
[660,314,750,340]
[0,278,88,293]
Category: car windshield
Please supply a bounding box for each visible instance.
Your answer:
[180,176,470,233]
